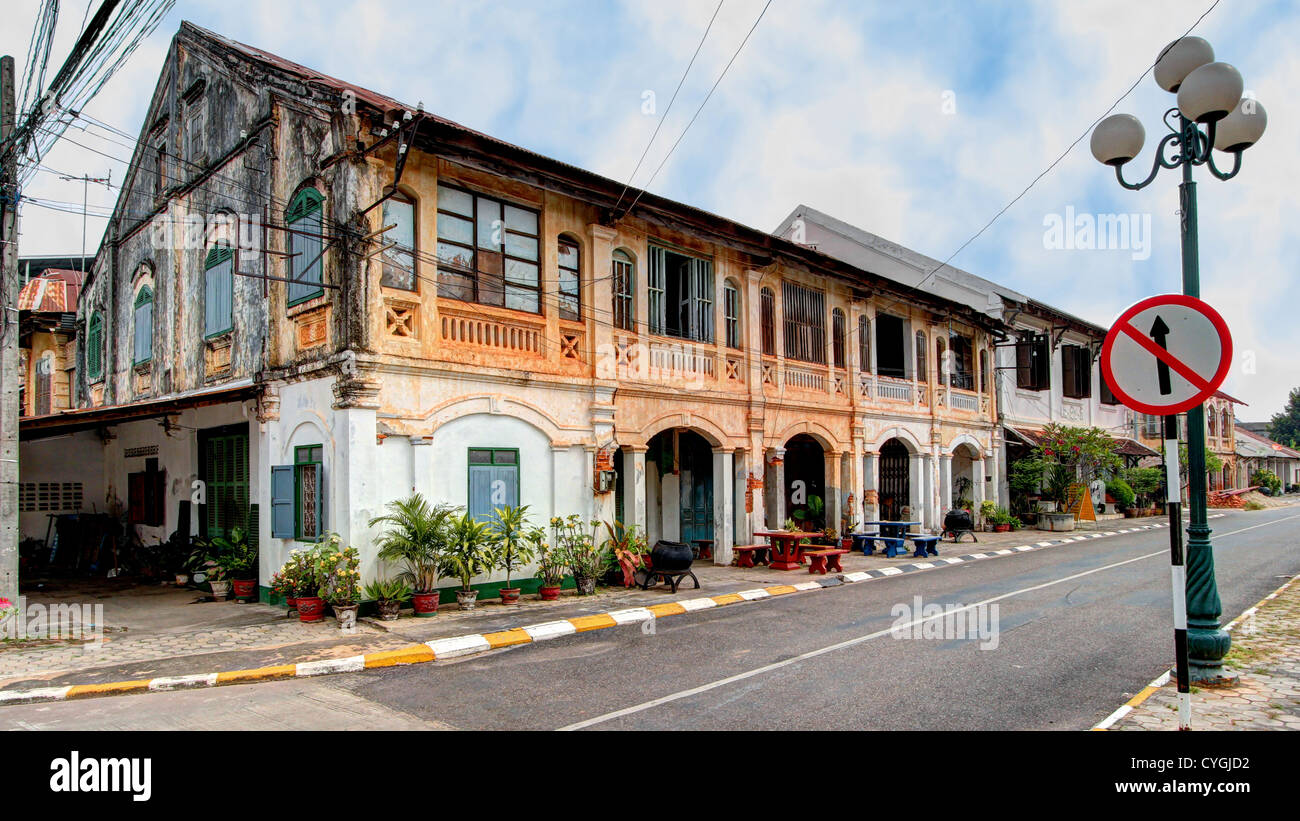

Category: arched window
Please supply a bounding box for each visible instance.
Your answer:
[380,190,417,291]
[612,249,635,331]
[1222,410,1232,440]
[205,244,234,337]
[133,286,154,365]
[1208,412,1217,436]
[34,353,53,416]
[832,308,846,368]
[760,287,776,356]
[86,311,104,381]
[557,235,580,321]
[858,315,870,372]
[724,279,741,349]
[915,330,927,382]
[286,187,324,305]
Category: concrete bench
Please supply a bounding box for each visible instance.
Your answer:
[802,548,847,574]
[733,544,770,568]
[908,535,940,558]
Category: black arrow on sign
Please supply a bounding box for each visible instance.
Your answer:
[1149,315,1172,395]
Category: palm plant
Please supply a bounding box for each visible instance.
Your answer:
[442,514,494,592]
[487,505,543,589]
[368,494,458,593]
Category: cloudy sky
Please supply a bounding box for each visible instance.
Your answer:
[5,0,1296,419]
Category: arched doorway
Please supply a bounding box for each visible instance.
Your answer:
[647,429,713,544]
[879,438,910,521]
[950,442,980,511]
[784,434,826,531]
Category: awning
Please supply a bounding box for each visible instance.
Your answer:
[20,381,262,441]
[1004,425,1159,458]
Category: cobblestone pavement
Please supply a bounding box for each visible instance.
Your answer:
[0,514,1167,687]
[1112,575,1300,731]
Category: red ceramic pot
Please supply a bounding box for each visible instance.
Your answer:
[411,591,439,618]
[297,596,325,623]
[539,585,561,601]
[994,524,1011,533]
[499,587,521,605]
[286,596,298,610]
[232,579,256,601]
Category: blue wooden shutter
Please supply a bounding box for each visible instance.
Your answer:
[205,247,233,336]
[270,465,294,538]
[493,464,519,510]
[469,464,494,522]
[133,288,153,364]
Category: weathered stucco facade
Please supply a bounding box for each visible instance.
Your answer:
[25,23,1008,600]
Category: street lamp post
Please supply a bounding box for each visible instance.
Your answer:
[1090,37,1267,684]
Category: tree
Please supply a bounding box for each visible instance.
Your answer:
[1268,387,1300,448]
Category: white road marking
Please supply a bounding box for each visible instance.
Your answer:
[559,549,1167,730]
[563,512,1300,731]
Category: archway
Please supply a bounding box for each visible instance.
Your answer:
[950,441,981,512]
[783,433,826,531]
[646,428,714,546]
[878,438,911,521]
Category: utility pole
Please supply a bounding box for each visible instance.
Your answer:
[58,172,111,272]
[1,55,19,605]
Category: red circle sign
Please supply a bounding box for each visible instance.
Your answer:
[1100,293,1232,416]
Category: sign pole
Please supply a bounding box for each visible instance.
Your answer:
[1164,414,1191,730]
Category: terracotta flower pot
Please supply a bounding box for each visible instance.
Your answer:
[232,579,256,602]
[456,589,479,610]
[377,600,401,621]
[296,596,325,622]
[411,592,439,618]
[334,603,359,630]
[499,587,521,605]
[209,580,232,602]
[538,585,561,601]
[994,523,1011,533]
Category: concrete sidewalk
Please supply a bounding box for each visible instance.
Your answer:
[1103,574,1300,731]
[0,514,1177,695]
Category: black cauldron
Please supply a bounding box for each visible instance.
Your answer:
[943,509,974,534]
[650,540,694,572]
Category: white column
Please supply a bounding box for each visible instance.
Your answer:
[733,448,751,547]
[940,453,953,513]
[712,448,735,565]
[973,455,986,510]
[824,450,842,533]
[624,446,647,536]
[768,447,786,526]
[863,450,879,523]
[908,452,924,528]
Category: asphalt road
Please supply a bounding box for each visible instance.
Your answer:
[5,507,1298,731]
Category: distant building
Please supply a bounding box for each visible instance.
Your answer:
[1235,426,1300,489]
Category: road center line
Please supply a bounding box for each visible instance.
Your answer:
[559,510,1300,731]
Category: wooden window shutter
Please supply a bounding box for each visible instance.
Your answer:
[270,465,295,538]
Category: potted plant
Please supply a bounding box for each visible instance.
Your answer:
[782,517,798,533]
[370,494,457,618]
[989,507,1018,532]
[320,536,361,630]
[208,527,258,602]
[487,505,543,604]
[978,500,999,531]
[442,513,493,609]
[363,578,412,620]
[187,541,231,601]
[603,520,648,588]
[552,515,608,596]
[791,494,824,531]
[535,540,568,600]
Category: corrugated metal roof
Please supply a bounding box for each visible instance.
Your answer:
[18,271,82,312]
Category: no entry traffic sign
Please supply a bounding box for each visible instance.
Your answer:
[1101,294,1232,416]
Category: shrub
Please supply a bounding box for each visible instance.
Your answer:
[1106,478,1136,509]
[1250,469,1282,495]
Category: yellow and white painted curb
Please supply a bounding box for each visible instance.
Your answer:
[0,516,1223,708]
[1092,572,1300,730]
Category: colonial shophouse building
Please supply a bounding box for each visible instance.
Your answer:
[21,23,1005,599]
[774,206,1158,514]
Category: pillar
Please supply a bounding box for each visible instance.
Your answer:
[768,447,786,526]
[733,447,752,547]
[712,448,735,565]
[624,445,647,537]
[973,455,986,511]
[940,452,953,513]
[824,450,842,534]
[863,450,879,523]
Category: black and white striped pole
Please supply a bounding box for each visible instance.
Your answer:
[1164,414,1191,730]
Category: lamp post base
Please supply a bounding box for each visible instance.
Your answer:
[1188,623,1237,686]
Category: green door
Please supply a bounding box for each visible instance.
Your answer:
[678,432,713,544]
